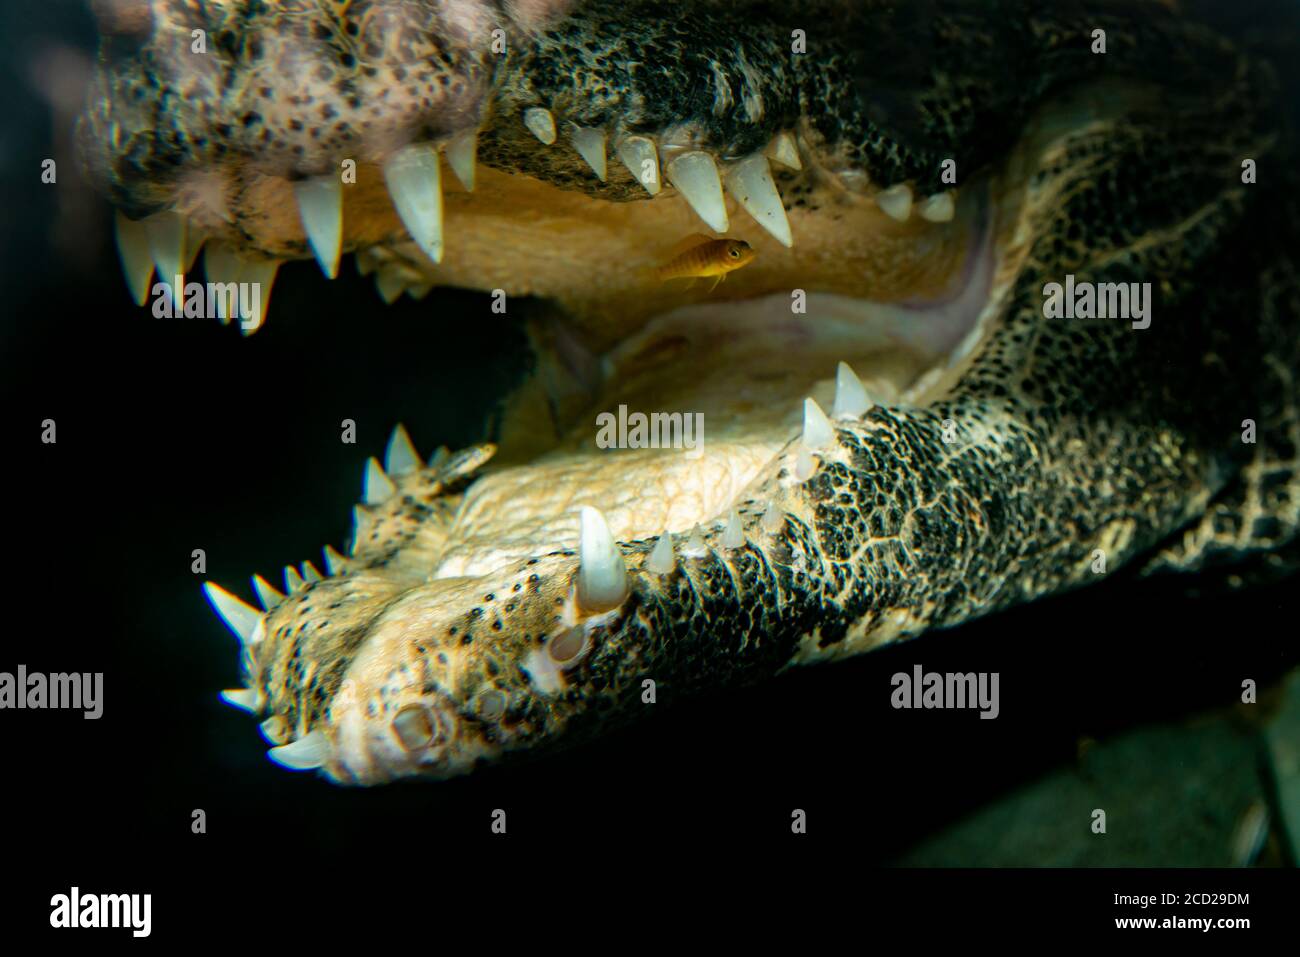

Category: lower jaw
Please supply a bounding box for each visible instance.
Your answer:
[413,185,1002,580]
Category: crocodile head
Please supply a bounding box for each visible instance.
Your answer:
[80,0,1300,783]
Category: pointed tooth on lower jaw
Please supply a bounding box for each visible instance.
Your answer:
[724,154,792,247]
[875,184,913,222]
[301,561,323,584]
[523,107,557,145]
[144,210,186,289]
[383,143,444,265]
[114,212,154,306]
[268,730,330,771]
[444,129,478,191]
[720,509,745,549]
[323,545,346,576]
[918,192,956,223]
[385,423,421,476]
[645,531,675,575]
[238,259,279,334]
[666,151,729,233]
[682,524,708,558]
[617,136,662,195]
[219,689,258,713]
[570,125,608,181]
[284,566,305,594]
[202,583,265,646]
[832,361,874,419]
[294,176,343,278]
[364,456,398,504]
[795,447,817,482]
[251,574,285,611]
[576,506,629,612]
[761,500,785,534]
[803,397,835,449]
[767,131,802,171]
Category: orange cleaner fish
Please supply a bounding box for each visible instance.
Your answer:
[654,237,756,291]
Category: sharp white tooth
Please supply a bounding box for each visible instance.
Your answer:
[251,574,285,611]
[803,397,835,449]
[294,176,344,278]
[268,730,330,770]
[720,509,745,549]
[445,129,478,191]
[364,456,397,504]
[832,361,874,419]
[682,524,708,558]
[114,211,154,306]
[645,531,675,575]
[724,154,792,247]
[795,447,817,482]
[260,715,290,744]
[761,500,784,534]
[301,561,323,584]
[383,143,444,265]
[220,688,258,713]
[323,545,346,576]
[144,210,186,295]
[238,259,279,335]
[919,191,955,223]
[523,107,557,145]
[202,582,265,646]
[617,136,662,195]
[570,125,607,181]
[875,184,913,222]
[375,268,408,304]
[666,151,729,233]
[767,131,802,171]
[284,566,305,594]
[576,506,629,612]
[385,423,421,476]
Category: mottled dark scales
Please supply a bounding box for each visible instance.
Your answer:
[78,0,1300,782]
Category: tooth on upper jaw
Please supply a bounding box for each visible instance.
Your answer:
[761,500,785,534]
[114,211,154,306]
[284,565,305,594]
[183,226,207,272]
[251,573,285,612]
[666,151,729,233]
[767,131,802,171]
[875,184,913,222]
[220,688,258,713]
[576,505,629,612]
[795,447,817,482]
[918,192,955,223]
[364,456,398,505]
[383,143,444,266]
[523,107,557,145]
[645,531,675,575]
[322,545,346,576]
[260,715,290,744]
[617,136,661,195]
[385,423,422,476]
[268,730,330,771]
[724,154,792,247]
[375,268,409,304]
[294,176,343,278]
[238,258,279,335]
[202,582,265,646]
[301,561,323,584]
[445,129,478,191]
[803,397,835,449]
[406,282,434,300]
[832,361,874,419]
[570,125,608,181]
[720,509,745,549]
[144,210,186,291]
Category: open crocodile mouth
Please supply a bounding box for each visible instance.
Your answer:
[79,0,1159,783]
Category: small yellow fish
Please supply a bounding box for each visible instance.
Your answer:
[654,238,756,291]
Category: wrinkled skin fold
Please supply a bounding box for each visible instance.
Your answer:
[81,0,1300,783]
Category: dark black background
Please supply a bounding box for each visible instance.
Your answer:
[1,0,1297,940]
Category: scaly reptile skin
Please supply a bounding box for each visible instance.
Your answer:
[80,1,1300,783]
